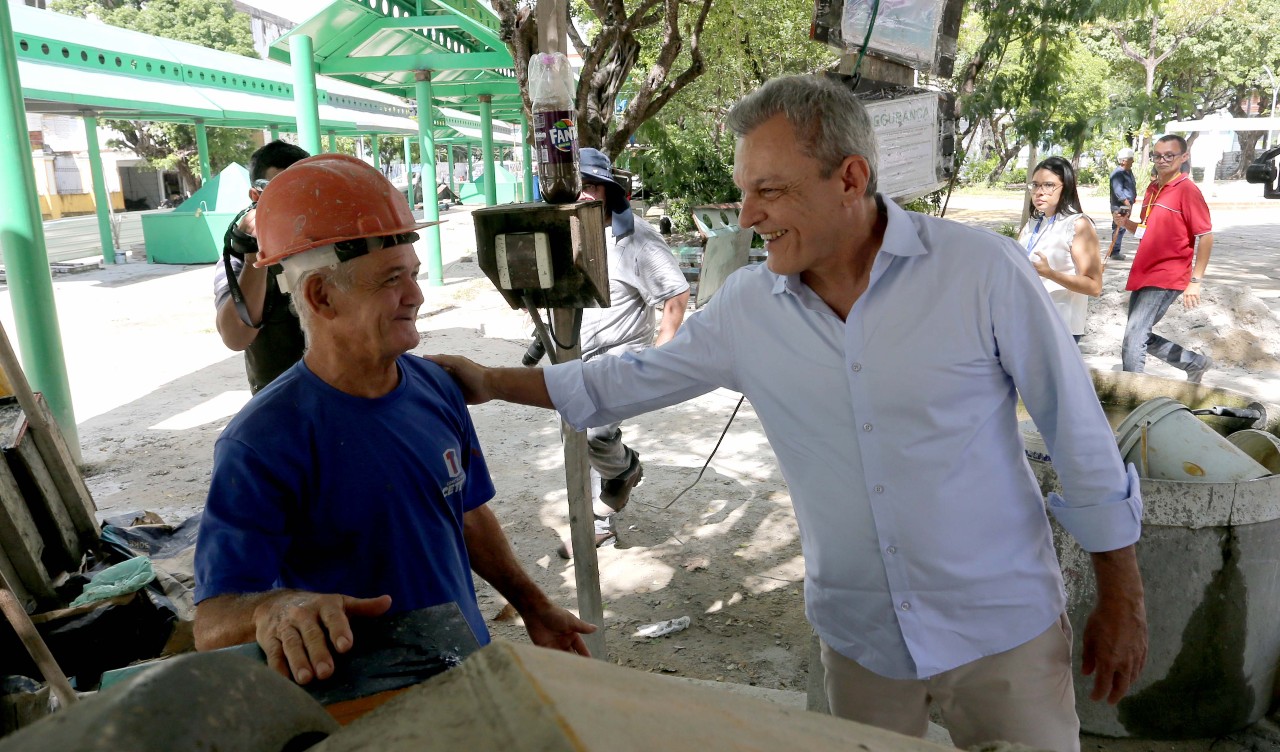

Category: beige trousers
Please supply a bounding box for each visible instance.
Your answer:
[821,614,1079,752]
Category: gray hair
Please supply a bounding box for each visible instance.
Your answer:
[726,74,879,195]
[289,261,357,348]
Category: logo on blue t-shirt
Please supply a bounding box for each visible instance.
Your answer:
[441,447,466,496]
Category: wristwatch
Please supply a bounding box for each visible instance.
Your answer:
[1190,277,1201,283]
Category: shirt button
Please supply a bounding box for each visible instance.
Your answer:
[900,601,911,611]
[863,423,873,432]
[851,363,862,372]
[886,545,897,554]
[874,485,884,494]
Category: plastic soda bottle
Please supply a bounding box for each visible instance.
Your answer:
[529,52,581,204]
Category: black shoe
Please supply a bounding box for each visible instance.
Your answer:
[1186,357,1213,384]
[1109,253,1126,260]
[600,454,643,512]
[556,531,616,560]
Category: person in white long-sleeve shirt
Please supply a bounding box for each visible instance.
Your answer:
[429,74,1147,752]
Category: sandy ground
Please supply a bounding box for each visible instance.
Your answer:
[3,190,1280,749]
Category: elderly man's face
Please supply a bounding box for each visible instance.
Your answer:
[331,242,424,360]
[733,114,866,278]
[1119,158,1134,169]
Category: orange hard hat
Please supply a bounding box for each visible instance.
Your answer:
[253,153,438,268]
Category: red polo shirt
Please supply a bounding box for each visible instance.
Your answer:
[1127,175,1212,291]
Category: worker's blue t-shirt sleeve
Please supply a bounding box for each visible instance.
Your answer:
[193,437,292,603]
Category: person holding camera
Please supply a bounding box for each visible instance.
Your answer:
[213,140,310,393]
[1107,148,1137,261]
[556,148,689,558]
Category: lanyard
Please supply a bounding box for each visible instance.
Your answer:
[1024,213,1058,254]
[1141,174,1186,224]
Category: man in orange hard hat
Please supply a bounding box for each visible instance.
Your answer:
[193,154,595,685]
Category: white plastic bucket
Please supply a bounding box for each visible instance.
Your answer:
[1116,397,1271,482]
[1226,429,1280,475]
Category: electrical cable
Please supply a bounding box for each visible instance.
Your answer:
[523,296,560,366]
[640,395,746,510]
[847,0,881,87]
[545,306,581,351]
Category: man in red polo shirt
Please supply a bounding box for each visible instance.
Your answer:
[1112,134,1214,382]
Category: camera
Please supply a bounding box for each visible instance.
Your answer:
[1245,146,1280,199]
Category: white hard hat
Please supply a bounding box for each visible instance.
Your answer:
[1118,147,1135,160]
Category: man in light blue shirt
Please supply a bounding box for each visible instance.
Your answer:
[430,75,1146,751]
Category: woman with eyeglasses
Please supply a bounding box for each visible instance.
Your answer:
[1017,156,1103,343]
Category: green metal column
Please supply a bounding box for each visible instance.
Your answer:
[194,119,211,183]
[0,0,79,454]
[289,34,322,155]
[83,114,116,265]
[466,144,473,181]
[403,135,415,209]
[269,126,280,141]
[369,134,380,169]
[520,115,533,203]
[327,130,337,153]
[415,72,443,287]
[479,95,496,206]
[446,145,455,196]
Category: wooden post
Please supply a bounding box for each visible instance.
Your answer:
[536,0,605,660]
[553,309,605,660]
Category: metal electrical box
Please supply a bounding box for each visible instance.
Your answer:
[472,200,610,310]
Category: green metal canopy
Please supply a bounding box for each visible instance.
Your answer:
[11,1,417,135]
[435,106,519,144]
[268,0,524,120]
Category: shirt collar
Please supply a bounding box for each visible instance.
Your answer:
[770,194,927,297]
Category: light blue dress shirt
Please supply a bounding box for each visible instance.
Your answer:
[546,197,1142,680]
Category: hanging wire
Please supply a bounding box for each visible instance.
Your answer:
[641,395,746,510]
[847,0,882,87]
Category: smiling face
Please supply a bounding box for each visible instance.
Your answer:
[733,114,869,279]
[332,243,424,362]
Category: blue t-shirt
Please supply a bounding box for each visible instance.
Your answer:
[194,355,496,643]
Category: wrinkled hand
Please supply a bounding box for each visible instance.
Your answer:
[520,603,596,657]
[1081,594,1147,703]
[426,354,492,405]
[1030,251,1051,277]
[1182,282,1202,309]
[253,592,392,684]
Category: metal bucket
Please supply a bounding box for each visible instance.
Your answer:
[1115,397,1270,482]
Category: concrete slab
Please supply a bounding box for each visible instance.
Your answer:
[314,640,962,752]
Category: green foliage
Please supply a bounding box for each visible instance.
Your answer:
[900,191,944,215]
[51,0,259,188]
[627,0,827,211]
[996,222,1020,238]
[959,150,1000,186]
[1006,166,1027,185]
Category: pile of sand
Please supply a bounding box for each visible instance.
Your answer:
[1080,274,1280,375]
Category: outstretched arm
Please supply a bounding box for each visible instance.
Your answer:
[1081,545,1147,703]
[195,590,392,684]
[463,506,595,655]
[428,355,555,408]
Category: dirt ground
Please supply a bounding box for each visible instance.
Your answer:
[4,194,1280,749]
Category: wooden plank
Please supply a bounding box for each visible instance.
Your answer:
[13,426,80,568]
[32,393,99,546]
[0,316,99,546]
[0,457,56,600]
[0,546,34,613]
